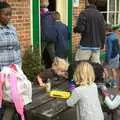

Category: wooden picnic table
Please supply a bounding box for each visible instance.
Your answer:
[3,79,119,120]
[25,79,71,120]
[25,80,120,120]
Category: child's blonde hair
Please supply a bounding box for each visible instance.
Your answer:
[52,57,69,70]
[73,61,95,86]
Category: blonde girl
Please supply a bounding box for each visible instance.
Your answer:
[37,57,69,87]
[67,61,104,120]
[73,61,95,86]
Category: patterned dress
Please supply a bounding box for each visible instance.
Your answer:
[67,83,104,120]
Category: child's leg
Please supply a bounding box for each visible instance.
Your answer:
[103,68,109,80]
[111,68,117,80]
[111,68,118,88]
[116,68,120,88]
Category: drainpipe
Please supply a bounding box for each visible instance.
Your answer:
[31,0,41,55]
[68,0,72,62]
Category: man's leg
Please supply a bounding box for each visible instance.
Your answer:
[47,43,55,60]
[75,49,91,61]
[44,43,55,68]
[91,50,100,63]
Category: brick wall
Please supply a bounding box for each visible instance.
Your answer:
[72,0,86,58]
[7,0,31,55]
[5,0,86,57]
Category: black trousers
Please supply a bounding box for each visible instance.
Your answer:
[42,43,55,68]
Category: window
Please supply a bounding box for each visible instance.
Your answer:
[96,0,120,24]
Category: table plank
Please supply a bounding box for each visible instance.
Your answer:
[26,99,68,120]
[25,80,68,111]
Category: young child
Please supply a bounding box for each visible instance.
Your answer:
[67,61,81,91]
[37,57,69,87]
[90,62,120,109]
[66,61,104,120]
[68,61,105,92]
[103,90,120,110]
[104,24,120,87]
[52,11,70,59]
[90,62,104,83]
[101,85,120,120]
[91,62,120,120]
[88,62,120,120]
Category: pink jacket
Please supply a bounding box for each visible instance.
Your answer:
[0,64,27,120]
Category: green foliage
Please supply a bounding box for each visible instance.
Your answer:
[22,46,44,81]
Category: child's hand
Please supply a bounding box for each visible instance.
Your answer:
[102,90,109,97]
[62,72,68,79]
[37,76,45,87]
[100,85,109,96]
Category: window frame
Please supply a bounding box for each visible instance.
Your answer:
[100,0,120,24]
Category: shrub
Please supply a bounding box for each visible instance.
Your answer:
[22,46,44,81]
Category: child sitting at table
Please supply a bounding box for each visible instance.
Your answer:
[100,85,120,120]
[36,57,69,87]
[66,61,104,120]
[92,62,120,120]
[102,89,120,110]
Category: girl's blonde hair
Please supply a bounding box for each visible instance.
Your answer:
[52,57,69,70]
[73,61,95,86]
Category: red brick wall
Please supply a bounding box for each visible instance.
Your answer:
[5,0,86,57]
[7,0,31,55]
[72,0,86,57]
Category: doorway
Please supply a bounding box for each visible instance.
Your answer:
[96,0,107,21]
[48,0,56,11]
[48,0,68,24]
[56,0,68,24]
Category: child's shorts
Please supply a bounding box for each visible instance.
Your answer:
[108,55,119,69]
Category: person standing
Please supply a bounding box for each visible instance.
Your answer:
[0,1,22,70]
[0,1,22,120]
[74,0,105,63]
[52,11,70,59]
[104,24,120,87]
[40,0,57,68]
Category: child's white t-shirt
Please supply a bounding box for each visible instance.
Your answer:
[104,95,120,109]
